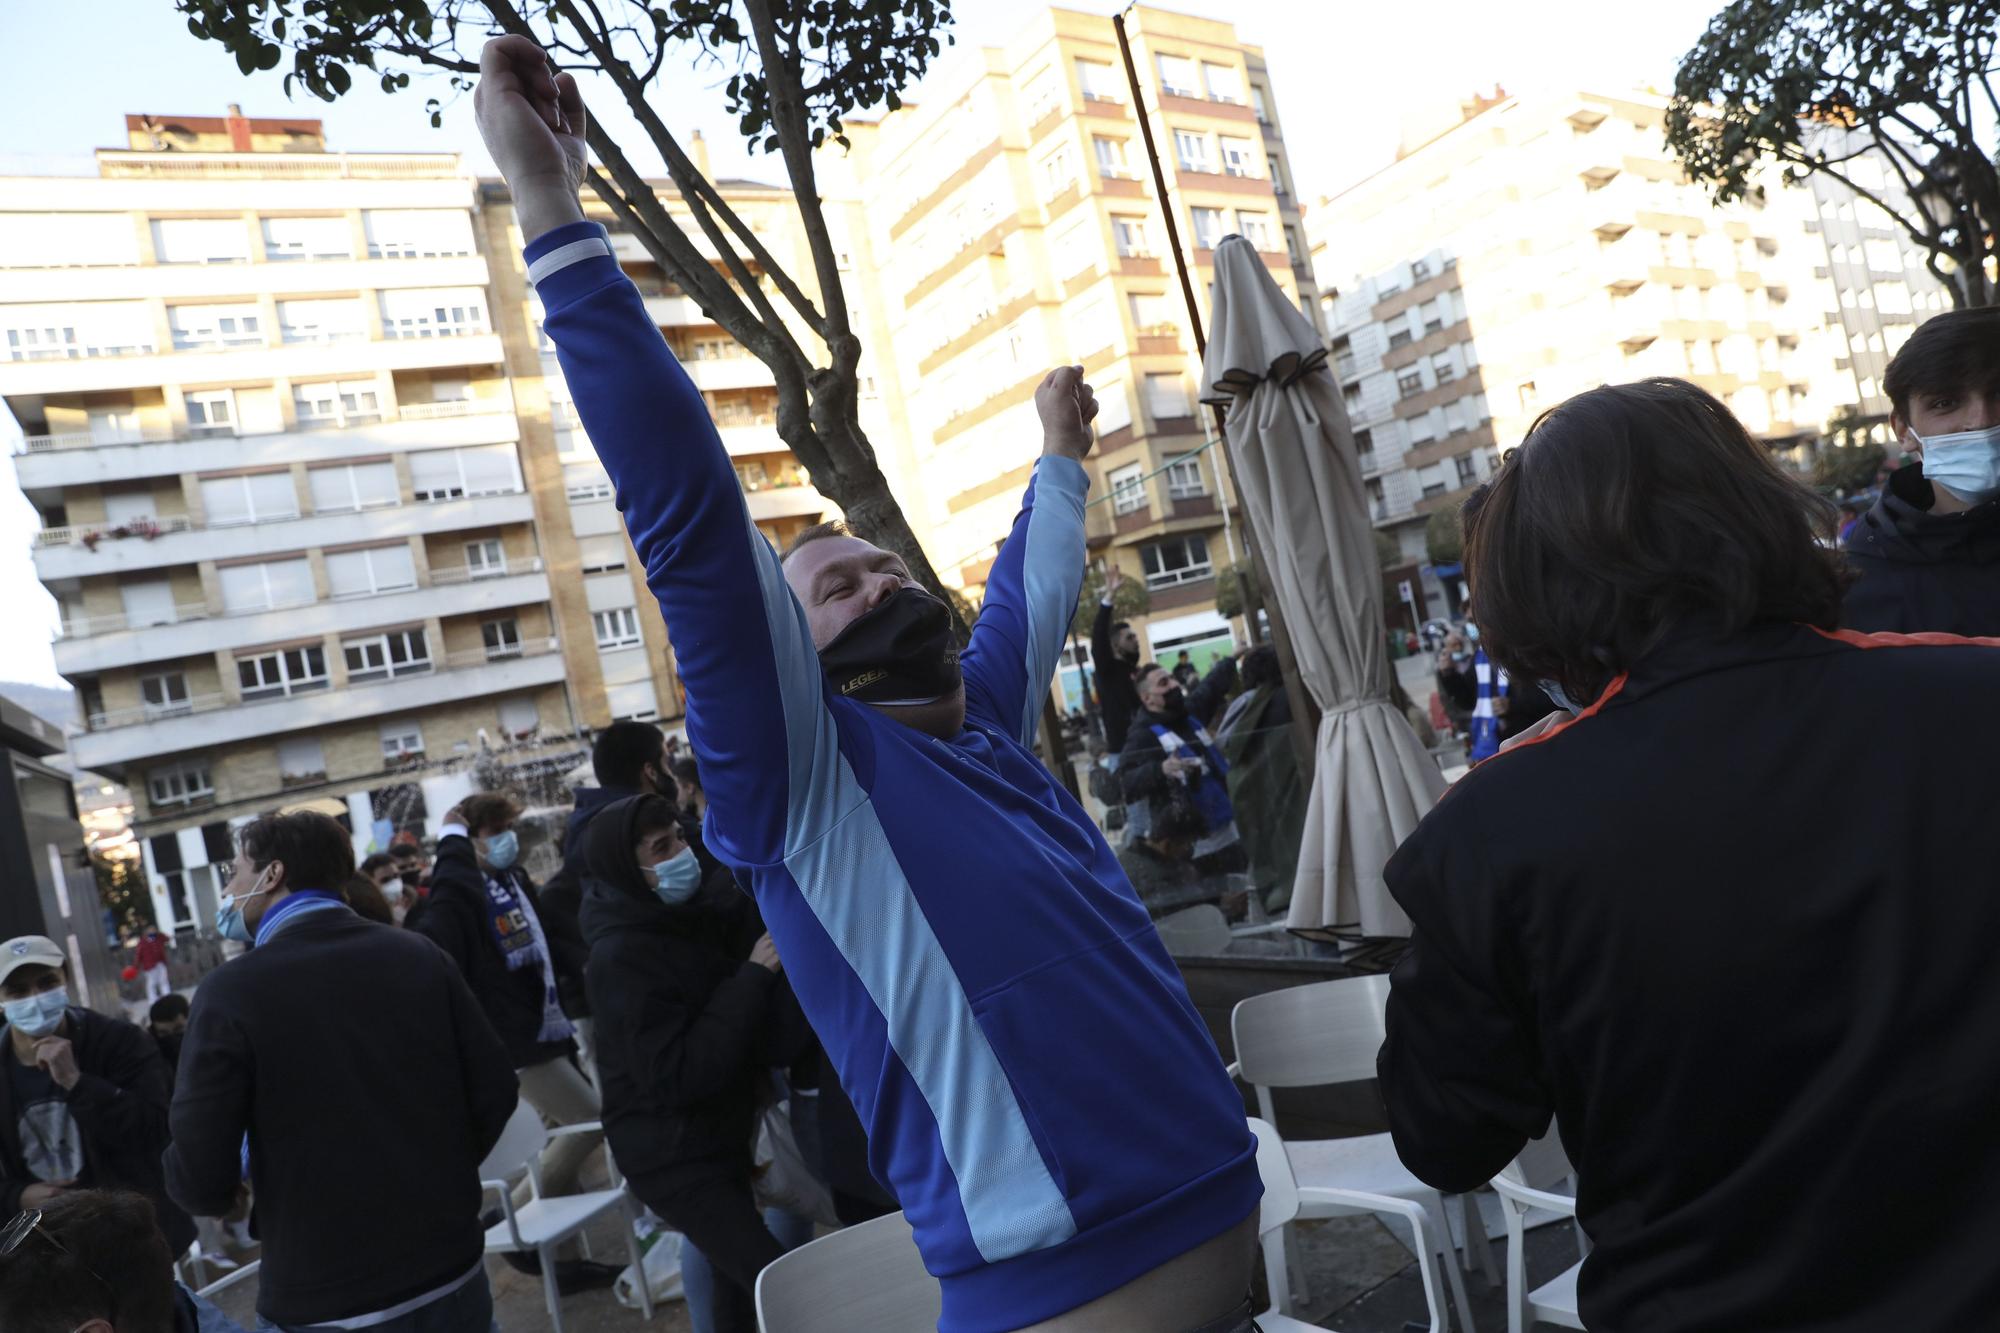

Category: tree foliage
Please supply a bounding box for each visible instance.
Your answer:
[1425,507,1463,566]
[1070,564,1150,639]
[1813,436,1887,493]
[1372,529,1402,572]
[1666,0,2000,307]
[173,0,960,608]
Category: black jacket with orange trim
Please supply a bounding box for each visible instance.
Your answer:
[1378,619,2000,1332]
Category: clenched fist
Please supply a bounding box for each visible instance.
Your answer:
[1036,365,1101,462]
[474,36,589,241]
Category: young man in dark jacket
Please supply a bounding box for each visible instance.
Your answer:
[164,811,518,1331]
[1119,656,1243,871]
[1089,565,1143,752]
[1380,378,2000,1331]
[0,937,193,1261]
[1843,306,2000,633]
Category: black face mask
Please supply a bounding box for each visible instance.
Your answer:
[1159,686,1188,718]
[154,1032,183,1066]
[819,587,962,705]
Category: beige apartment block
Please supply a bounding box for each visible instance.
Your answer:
[1305,89,1872,627]
[828,4,1319,676]
[0,108,612,933]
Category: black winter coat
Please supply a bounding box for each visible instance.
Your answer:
[1119,655,1238,814]
[1090,600,1143,752]
[0,1006,193,1255]
[537,785,639,1020]
[1842,463,2000,635]
[1378,620,2000,1332]
[579,796,813,1190]
[409,832,576,1069]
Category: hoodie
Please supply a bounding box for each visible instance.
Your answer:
[1842,463,2000,635]
[537,783,638,1020]
[578,795,812,1189]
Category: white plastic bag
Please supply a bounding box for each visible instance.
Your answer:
[614,1214,687,1309]
[751,1099,841,1229]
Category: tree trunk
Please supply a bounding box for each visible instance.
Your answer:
[795,409,957,624]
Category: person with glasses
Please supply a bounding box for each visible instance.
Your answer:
[0,1188,245,1332]
[0,937,193,1265]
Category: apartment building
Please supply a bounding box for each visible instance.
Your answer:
[0,109,645,932]
[1305,89,1861,623]
[834,4,1318,667]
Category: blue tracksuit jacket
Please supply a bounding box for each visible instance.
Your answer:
[527,221,1260,1331]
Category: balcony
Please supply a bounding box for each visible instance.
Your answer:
[1598,232,1653,294]
[53,560,550,675]
[0,329,506,397]
[644,293,714,327]
[680,351,776,392]
[31,490,534,581]
[13,398,519,489]
[68,636,568,770]
[0,254,489,305]
[745,484,829,522]
[716,422,785,457]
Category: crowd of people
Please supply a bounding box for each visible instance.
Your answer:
[7,32,2000,1333]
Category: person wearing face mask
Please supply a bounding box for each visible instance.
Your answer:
[1090,563,1145,753]
[0,938,193,1264]
[1433,630,1477,736]
[1118,657,1246,877]
[485,37,1267,1330]
[358,853,413,926]
[579,793,814,1333]
[411,791,617,1291]
[1843,307,2000,634]
[164,810,518,1332]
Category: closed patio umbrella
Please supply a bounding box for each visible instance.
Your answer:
[1200,235,1444,938]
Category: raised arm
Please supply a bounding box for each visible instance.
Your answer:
[476,37,832,865]
[960,368,1099,745]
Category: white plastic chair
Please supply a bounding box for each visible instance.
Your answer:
[480,1101,654,1332]
[755,1210,940,1332]
[1489,1131,1588,1333]
[195,1258,260,1298]
[1249,1116,1446,1332]
[1230,975,1490,1333]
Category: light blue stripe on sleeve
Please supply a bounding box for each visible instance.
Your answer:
[1015,457,1091,747]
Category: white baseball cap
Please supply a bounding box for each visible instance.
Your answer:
[0,936,66,987]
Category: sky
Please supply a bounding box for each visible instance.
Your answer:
[0,0,1727,689]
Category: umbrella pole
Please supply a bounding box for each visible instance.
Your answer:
[1113,11,1322,779]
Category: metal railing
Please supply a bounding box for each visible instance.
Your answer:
[19,396,512,454]
[427,556,544,586]
[35,516,193,548]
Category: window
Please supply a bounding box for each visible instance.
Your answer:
[1145,372,1192,421]
[362,209,475,258]
[498,695,541,737]
[1191,207,1225,250]
[1109,463,1147,515]
[150,218,249,265]
[0,212,140,267]
[201,473,298,528]
[381,720,425,762]
[1518,380,1539,411]
[343,628,431,682]
[577,534,628,574]
[1234,211,1274,251]
[277,737,326,785]
[1038,145,1078,201]
[140,672,191,718]
[120,579,178,629]
[237,644,328,700]
[566,474,614,502]
[1432,354,1456,384]
[261,216,352,261]
[1023,68,1060,124]
[1075,58,1121,103]
[169,303,262,351]
[4,324,78,361]
[308,462,399,514]
[1157,53,1200,96]
[148,760,213,808]
[1411,259,1433,281]
[1387,328,1413,349]
[278,299,365,345]
[219,558,314,613]
[1093,136,1131,179]
[1129,291,1174,333]
[1113,215,1151,258]
[1202,61,1244,104]
[593,607,643,648]
[1140,534,1212,588]
[1172,129,1214,174]
[409,445,521,501]
[293,379,382,428]
[465,539,506,579]
[325,545,417,599]
[378,289,489,339]
[1220,137,1260,178]
[1398,371,1426,398]
[1270,160,1289,197]
[1096,380,1133,435]
[1285,223,1304,265]
[1166,457,1205,498]
[1251,85,1271,123]
[1455,453,1478,486]
[184,390,236,436]
[483,619,522,658]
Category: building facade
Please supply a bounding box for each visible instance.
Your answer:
[1305,89,1863,624]
[834,4,1318,669]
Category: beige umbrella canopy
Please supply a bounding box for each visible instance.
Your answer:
[1200,235,1445,938]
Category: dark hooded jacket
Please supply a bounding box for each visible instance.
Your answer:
[1842,463,2000,635]
[537,784,636,1020]
[579,795,813,1190]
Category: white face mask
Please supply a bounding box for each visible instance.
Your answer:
[1917,423,2000,504]
[381,878,405,903]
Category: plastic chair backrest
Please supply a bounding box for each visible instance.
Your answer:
[755,1211,940,1333]
[1247,1117,1300,1236]
[479,1100,550,1183]
[1232,974,1392,1090]
[1501,1127,1574,1195]
[1154,903,1232,956]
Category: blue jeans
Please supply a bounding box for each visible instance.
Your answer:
[681,1209,815,1333]
[257,1268,497,1333]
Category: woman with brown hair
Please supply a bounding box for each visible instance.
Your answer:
[1378,378,2000,1331]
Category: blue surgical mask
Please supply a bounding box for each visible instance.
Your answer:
[1539,678,1584,715]
[482,829,520,870]
[1918,424,2000,504]
[3,986,68,1038]
[650,847,702,906]
[217,866,276,945]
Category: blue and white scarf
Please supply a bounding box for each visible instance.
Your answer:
[481,871,574,1045]
[1469,648,1505,763]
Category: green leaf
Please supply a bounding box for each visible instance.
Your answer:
[326,61,350,94]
